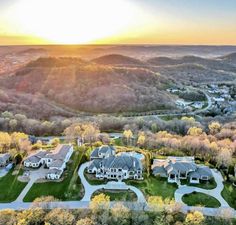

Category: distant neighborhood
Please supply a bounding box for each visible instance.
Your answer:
[168,83,236,115]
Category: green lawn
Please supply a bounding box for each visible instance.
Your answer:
[23,150,86,202]
[92,189,137,201]
[221,182,236,209]
[0,168,27,203]
[126,175,177,200]
[181,178,217,190]
[182,192,221,208]
[84,172,108,185]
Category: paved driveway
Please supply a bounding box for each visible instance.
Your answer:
[14,167,48,202]
[175,169,229,208]
[78,162,146,203]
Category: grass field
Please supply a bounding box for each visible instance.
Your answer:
[181,178,217,190]
[0,168,27,203]
[92,189,137,201]
[126,175,177,200]
[221,182,236,209]
[182,192,221,208]
[23,150,86,202]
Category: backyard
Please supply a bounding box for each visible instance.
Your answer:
[182,192,221,208]
[0,167,27,202]
[23,150,86,202]
[126,174,177,200]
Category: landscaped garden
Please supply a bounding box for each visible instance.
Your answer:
[126,174,177,200]
[182,192,221,208]
[221,182,236,209]
[92,189,137,201]
[23,150,86,202]
[0,167,27,202]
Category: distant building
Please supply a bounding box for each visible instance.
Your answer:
[152,157,213,184]
[213,97,225,102]
[192,102,204,109]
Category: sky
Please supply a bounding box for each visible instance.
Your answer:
[0,0,236,45]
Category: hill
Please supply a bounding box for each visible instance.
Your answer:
[91,54,145,66]
[148,55,236,74]
[219,52,236,64]
[0,57,174,114]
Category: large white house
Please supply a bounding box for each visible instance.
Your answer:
[24,144,73,180]
[87,145,143,181]
[152,157,213,184]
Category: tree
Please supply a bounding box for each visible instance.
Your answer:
[90,194,110,225]
[181,116,196,123]
[208,121,221,135]
[90,193,110,211]
[51,138,60,147]
[17,208,46,225]
[0,209,17,225]
[123,129,133,146]
[0,132,11,152]
[137,132,146,147]
[216,148,232,168]
[11,132,28,150]
[185,211,204,225]
[45,208,75,225]
[187,127,203,136]
[14,153,23,164]
[110,203,130,225]
[64,122,100,146]
[76,217,95,225]
[32,196,58,209]
[19,139,32,154]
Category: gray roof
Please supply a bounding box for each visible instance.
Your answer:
[45,144,72,160]
[49,159,64,168]
[24,144,72,164]
[102,155,142,171]
[24,151,48,163]
[195,166,213,177]
[164,161,197,174]
[189,171,200,178]
[90,145,115,158]
[88,159,101,170]
[152,158,212,179]
[152,166,167,176]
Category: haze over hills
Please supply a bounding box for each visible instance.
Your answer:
[91,54,145,66]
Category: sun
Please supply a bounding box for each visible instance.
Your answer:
[7,0,141,44]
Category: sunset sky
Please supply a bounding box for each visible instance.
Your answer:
[0,0,236,45]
